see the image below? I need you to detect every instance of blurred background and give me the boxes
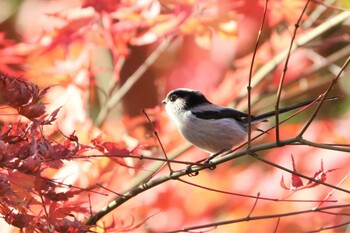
[0,0,350,232]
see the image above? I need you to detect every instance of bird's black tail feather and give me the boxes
[245,96,337,124]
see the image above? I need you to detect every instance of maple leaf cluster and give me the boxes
[0,75,92,231]
[0,75,149,232]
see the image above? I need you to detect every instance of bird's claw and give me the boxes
[204,160,216,170]
[204,149,229,165]
[185,160,216,176]
[185,164,199,177]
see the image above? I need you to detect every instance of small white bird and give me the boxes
[162,88,329,157]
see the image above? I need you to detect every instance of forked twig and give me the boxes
[275,0,311,142]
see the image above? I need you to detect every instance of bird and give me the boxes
[162,88,332,159]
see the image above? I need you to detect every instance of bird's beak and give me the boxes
[162,99,166,104]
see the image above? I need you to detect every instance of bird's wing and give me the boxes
[191,107,248,121]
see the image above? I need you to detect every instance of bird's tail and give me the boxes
[246,96,337,124]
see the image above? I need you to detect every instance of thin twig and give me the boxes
[317,210,350,217]
[95,183,123,197]
[247,0,269,147]
[299,138,350,153]
[88,194,93,217]
[39,193,53,233]
[273,217,281,233]
[316,173,350,209]
[247,192,260,217]
[306,219,350,233]
[142,109,173,173]
[178,178,336,203]
[298,55,350,136]
[275,0,311,142]
[165,204,350,233]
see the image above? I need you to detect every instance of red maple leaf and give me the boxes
[280,155,338,191]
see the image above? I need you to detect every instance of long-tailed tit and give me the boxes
[162,88,331,157]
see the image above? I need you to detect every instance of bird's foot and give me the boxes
[204,149,230,164]
[185,164,199,177]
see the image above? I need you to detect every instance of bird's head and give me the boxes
[162,88,211,114]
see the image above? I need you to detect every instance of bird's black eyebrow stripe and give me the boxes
[191,109,249,121]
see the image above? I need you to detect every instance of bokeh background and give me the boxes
[0,0,350,232]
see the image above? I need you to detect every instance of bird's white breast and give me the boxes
[166,106,247,153]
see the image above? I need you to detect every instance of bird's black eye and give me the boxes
[169,95,177,102]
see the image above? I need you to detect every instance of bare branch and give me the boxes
[247,0,269,147]
[86,136,349,225]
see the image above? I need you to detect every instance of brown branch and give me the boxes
[85,136,349,225]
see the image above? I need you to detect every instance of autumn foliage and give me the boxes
[0,0,350,232]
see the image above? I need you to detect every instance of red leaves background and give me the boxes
[0,0,349,232]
